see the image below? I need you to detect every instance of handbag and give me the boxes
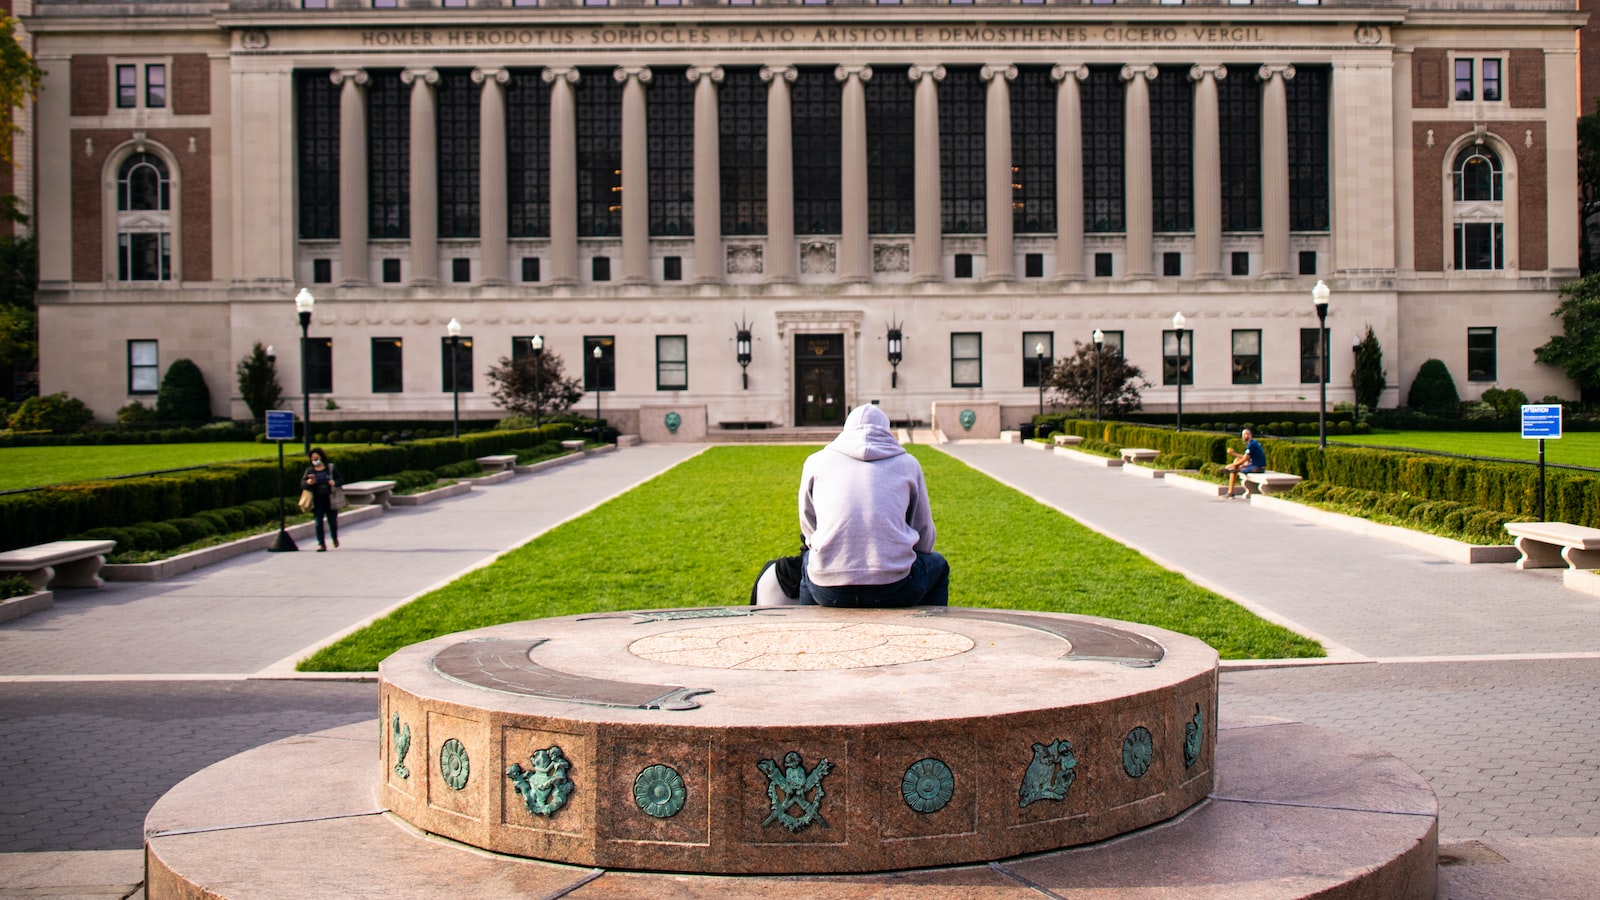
[297,490,314,514]
[330,485,348,511]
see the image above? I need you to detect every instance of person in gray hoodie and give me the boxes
[797,404,949,607]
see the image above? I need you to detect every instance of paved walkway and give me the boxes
[2,437,1597,898]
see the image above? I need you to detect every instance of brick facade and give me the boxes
[1413,48,1449,109]
[70,129,212,283]
[1412,121,1548,272]
[1509,49,1546,109]
[70,55,107,117]
[171,54,209,116]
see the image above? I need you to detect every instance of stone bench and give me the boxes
[1052,434,1084,446]
[0,539,116,591]
[560,440,585,451]
[1120,448,1160,463]
[340,480,398,509]
[1503,522,1600,571]
[476,454,519,473]
[1242,472,1303,495]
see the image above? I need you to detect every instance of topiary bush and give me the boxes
[117,400,159,427]
[156,359,213,424]
[1407,358,1461,415]
[434,459,484,479]
[166,517,218,544]
[7,392,94,433]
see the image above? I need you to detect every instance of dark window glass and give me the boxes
[507,67,550,237]
[940,67,985,234]
[1151,66,1193,232]
[720,67,767,236]
[793,67,841,235]
[1455,222,1504,270]
[1298,250,1317,275]
[306,338,333,393]
[1094,252,1112,277]
[521,257,541,282]
[1232,251,1250,275]
[313,258,332,283]
[372,0,397,6]
[657,335,688,390]
[1012,66,1055,234]
[648,67,695,236]
[951,332,982,388]
[441,335,473,392]
[118,153,169,211]
[1163,251,1181,276]
[1231,330,1261,384]
[437,69,480,239]
[1482,59,1502,102]
[296,70,341,240]
[372,338,404,393]
[117,65,137,108]
[1453,145,1502,202]
[1083,67,1124,233]
[451,258,470,282]
[584,336,615,391]
[303,0,329,7]
[866,66,915,234]
[1287,65,1330,231]
[663,256,682,280]
[1023,332,1052,387]
[511,336,542,363]
[1098,330,1125,357]
[576,69,623,237]
[592,256,611,281]
[382,258,401,282]
[145,64,166,109]
[128,340,159,394]
[367,70,410,239]
[1025,253,1044,278]
[1163,330,1193,386]
[1455,59,1474,101]
[1218,69,1261,232]
[1467,327,1497,381]
[118,234,166,280]
[1299,327,1329,384]
[954,253,973,278]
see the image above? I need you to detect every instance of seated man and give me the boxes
[797,405,949,607]
[1223,427,1267,498]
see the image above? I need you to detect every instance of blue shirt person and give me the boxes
[1225,429,1267,498]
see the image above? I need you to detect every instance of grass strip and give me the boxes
[299,445,1321,672]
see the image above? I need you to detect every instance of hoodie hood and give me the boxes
[826,405,905,461]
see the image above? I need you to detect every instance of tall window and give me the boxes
[441,335,473,392]
[1299,328,1329,384]
[305,338,333,393]
[115,64,166,110]
[657,335,688,390]
[951,333,982,388]
[1151,66,1193,232]
[1083,67,1124,233]
[1287,66,1330,232]
[866,66,915,234]
[792,67,841,235]
[1453,143,1505,271]
[576,69,623,237]
[1163,330,1193,386]
[146,64,167,108]
[584,336,616,391]
[1481,59,1503,102]
[1023,332,1053,388]
[367,70,409,239]
[1231,330,1261,384]
[940,67,985,234]
[371,338,404,393]
[1467,328,1497,382]
[1218,68,1261,232]
[117,65,138,108]
[1012,66,1055,234]
[719,67,767,236]
[128,340,159,394]
[1097,330,1125,358]
[117,153,172,281]
[296,70,340,240]
[1455,59,1475,101]
[648,68,695,236]
[507,68,550,238]
[437,70,480,239]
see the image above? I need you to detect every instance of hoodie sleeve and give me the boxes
[906,466,936,553]
[798,460,819,545]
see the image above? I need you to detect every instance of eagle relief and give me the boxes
[1019,738,1078,807]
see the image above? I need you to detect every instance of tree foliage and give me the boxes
[235,342,284,422]
[1043,340,1149,417]
[0,17,40,167]
[1580,100,1600,274]
[6,391,91,432]
[486,350,583,419]
[156,358,212,423]
[1406,358,1461,415]
[1351,325,1387,413]
[1534,272,1600,400]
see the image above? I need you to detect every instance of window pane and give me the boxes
[576,69,623,238]
[306,338,333,393]
[1012,66,1055,234]
[441,336,473,392]
[437,70,481,239]
[1482,59,1502,102]
[866,66,915,234]
[508,67,551,238]
[951,333,982,387]
[1231,329,1261,384]
[793,67,842,235]
[939,67,986,234]
[584,336,615,391]
[367,70,410,239]
[117,65,138,108]
[719,67,767,236]
[1467,328,1497,381]
[129,340,159,394]
[648,67,695,237]
[127,233,164,280]
[1219,71,1261,231]
[296,70,341,240]
[372,338,404,393]
[1083,67,1124,233]
[1023,332,1053,387]
[1286,65,1330,232]
[1455,59,1474,101]
[657,335,688,390]
[146,64,166,109]
[1151,65,1194,232]
[1162,330,1192,385]
[1299,328,1329,383]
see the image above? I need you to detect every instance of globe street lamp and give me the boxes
[1312,280,1331,449]
[1351,335,1362,426]
[447,317,462,438]
[1092,328,1105,422]
[294,288,315,454]
[592,343,604,438]
[530,334,544,430]
[1171,311,1186,433]
[1035,342,1046,418]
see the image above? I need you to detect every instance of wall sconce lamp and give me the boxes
[887,323,904,388]
[735,316,753,390]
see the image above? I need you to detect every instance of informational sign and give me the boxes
[265,410,297,442]
[1521,404,1562,440]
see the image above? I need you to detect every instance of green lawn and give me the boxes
[1327,430,1600,466]
[0,442,351,491]
[297,445,1323,672]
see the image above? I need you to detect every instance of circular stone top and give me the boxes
[629,621,976,670]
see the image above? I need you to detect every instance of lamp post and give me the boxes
[1035,342,1046,418]
[1313,280,1330,449]
[530,335,544,429]
[294,288,315,454]
[736,323,752,390]
[1351,335,1362,426]
[1092,328,1105,422]
[887,325,903,388]
[592,344,603,437]
[1171,311,1186,432]
[447,317,462,438]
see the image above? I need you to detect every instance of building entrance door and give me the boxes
[794,333,846,427]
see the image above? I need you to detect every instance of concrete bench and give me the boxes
[1503,522,1600,571]
[1120,448,1160,463]
[1242,472,1303,495]
[0,539,116,591]
[476,455,518,473]
[560,440,586,451]
[1052,434,1084,446]
[340,480,398,510]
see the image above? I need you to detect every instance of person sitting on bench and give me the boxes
[1223,428,1266,498]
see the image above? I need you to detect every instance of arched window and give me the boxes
[115,152,172,281]
[1451,142,1503,271]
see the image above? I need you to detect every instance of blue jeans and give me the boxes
[799,550,950,608]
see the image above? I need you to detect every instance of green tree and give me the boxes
[1580,99,1600,274]
[1044,341,1149,418]
[6,391,91,433]
[0,16,40,168]
[235,342,284,422]
[155,358,213,423]
[1534,271,1600,402]
[1351,325,1387,415]
[1407,358,1461,415]
[486,351,583,420]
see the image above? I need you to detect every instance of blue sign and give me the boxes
[265,410,297,442]
[1521,404,1562,439]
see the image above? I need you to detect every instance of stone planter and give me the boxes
[0,589,53,624]
[389,482,473,507]
[102,504,384,582]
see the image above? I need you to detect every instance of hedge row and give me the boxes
[1038,418,1231,465]
[0,424,256,447]
[0,424,577,551]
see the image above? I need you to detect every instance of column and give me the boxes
[1547,49,1581,274]
[1052,64,1088,281]
[981,64,1017,281]
[543,67,579,286]
[332,69,369,286]
[760,65,798,283]
[688,66,725,284]
[616,66,653,284]
[836,65,872,282]
[1190,65,1227,279]
[473,67,510,285]
[402,67,440,286]
[1259,64,1296,278]
[1393,50,1414,275]
[1121,64,1157,279]
[909,65,946,282]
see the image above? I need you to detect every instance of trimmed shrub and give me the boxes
[166,517,218,544]
[435,459,484,479]
[117,400,159,427]
[389,470,441,492]
[1407,359,1461,415]
[121,525,166,552]
[7,392,94,433]
[1,574,36,600]
[156,359,213,423]
[147,521,185,550]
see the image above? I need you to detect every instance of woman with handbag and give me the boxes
[301,447,345,551]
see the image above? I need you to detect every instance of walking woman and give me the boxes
[302,447,344,551]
